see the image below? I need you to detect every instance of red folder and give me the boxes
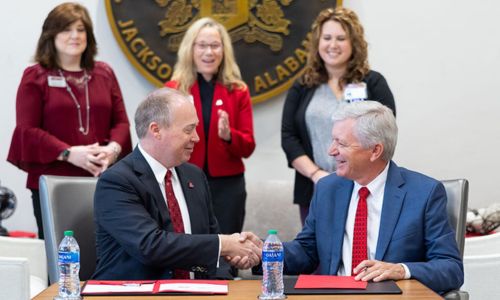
[294,275,367,289]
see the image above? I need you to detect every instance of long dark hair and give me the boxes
[35,2,97,70]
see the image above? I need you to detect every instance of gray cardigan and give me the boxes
[281,70,396,206]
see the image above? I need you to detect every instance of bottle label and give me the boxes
[59,251,79,263]
[262,250,283,262]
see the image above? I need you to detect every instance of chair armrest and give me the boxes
[443,289,469,300]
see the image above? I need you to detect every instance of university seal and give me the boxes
[106,0,338,103]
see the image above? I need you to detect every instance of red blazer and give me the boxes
[165,80,255,177]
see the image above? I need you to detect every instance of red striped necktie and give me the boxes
[165,170,189,279]
[352,186,370,274]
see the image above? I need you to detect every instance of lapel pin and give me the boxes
[188,181,194,189]
[215,99,223,106]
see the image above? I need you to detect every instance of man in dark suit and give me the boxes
[249,101,463,294]
[92,88,260,280]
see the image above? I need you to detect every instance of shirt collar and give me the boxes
[138,143,177,184]
[353,162,390,196]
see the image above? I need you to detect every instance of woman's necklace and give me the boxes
[58,69,90,135]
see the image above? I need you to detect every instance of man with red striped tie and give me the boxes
[93,88,262,280]
[247,100,463,294]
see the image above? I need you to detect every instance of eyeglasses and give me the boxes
[194,42,222,52]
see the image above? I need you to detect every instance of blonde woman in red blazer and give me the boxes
[165,17,255,236]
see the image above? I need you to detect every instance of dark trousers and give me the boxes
[30,189,44,239]
[207,174,246,234]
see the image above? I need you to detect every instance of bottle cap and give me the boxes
[268,229,278,235]
[64,230,74,236]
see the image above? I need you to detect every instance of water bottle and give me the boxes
[259,229,285,300]
[55,230,81,300]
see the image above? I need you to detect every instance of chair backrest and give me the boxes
[441,179,469,257]
[39,175,98,284]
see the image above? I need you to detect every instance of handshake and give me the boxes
[219,232,263,269]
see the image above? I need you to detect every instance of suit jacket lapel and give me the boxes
[375,161,406,260]
[329,179,353,274]
[131,147,170,226]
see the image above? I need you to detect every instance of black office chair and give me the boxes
[39,175,98,284]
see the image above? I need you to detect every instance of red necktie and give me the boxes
[165,170,189,279]
[352,187,370,274]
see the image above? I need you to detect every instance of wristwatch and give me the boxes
[61,149,71,161]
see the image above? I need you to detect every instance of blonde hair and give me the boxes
[302,7,369,88]
[171,17,246,94]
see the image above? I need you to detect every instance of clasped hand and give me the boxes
[66,142,120,176]
[220,232,263,269]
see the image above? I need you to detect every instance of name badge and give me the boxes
[344,82,367,102]
[47,76,67,88]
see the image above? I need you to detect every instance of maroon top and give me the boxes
[7,62,132,189]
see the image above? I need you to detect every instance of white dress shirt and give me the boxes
[337,162,410,278]
[338,163,388,276]
[138,144,192,233]
[138,145,223,271]
[140,145,222,278]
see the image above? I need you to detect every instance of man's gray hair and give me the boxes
[134,88,188,139]
[332,101,398,161]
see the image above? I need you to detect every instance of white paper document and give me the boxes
[82,282,155,293]
[159,282,228,294]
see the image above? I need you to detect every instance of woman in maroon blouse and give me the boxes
[7,3,132,239]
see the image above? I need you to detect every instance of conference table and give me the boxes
[33,279,441,299]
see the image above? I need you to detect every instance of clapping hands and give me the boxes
[220,232,263,269]
[217,109,231,141]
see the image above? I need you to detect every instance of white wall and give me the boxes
[1,0,499,233]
